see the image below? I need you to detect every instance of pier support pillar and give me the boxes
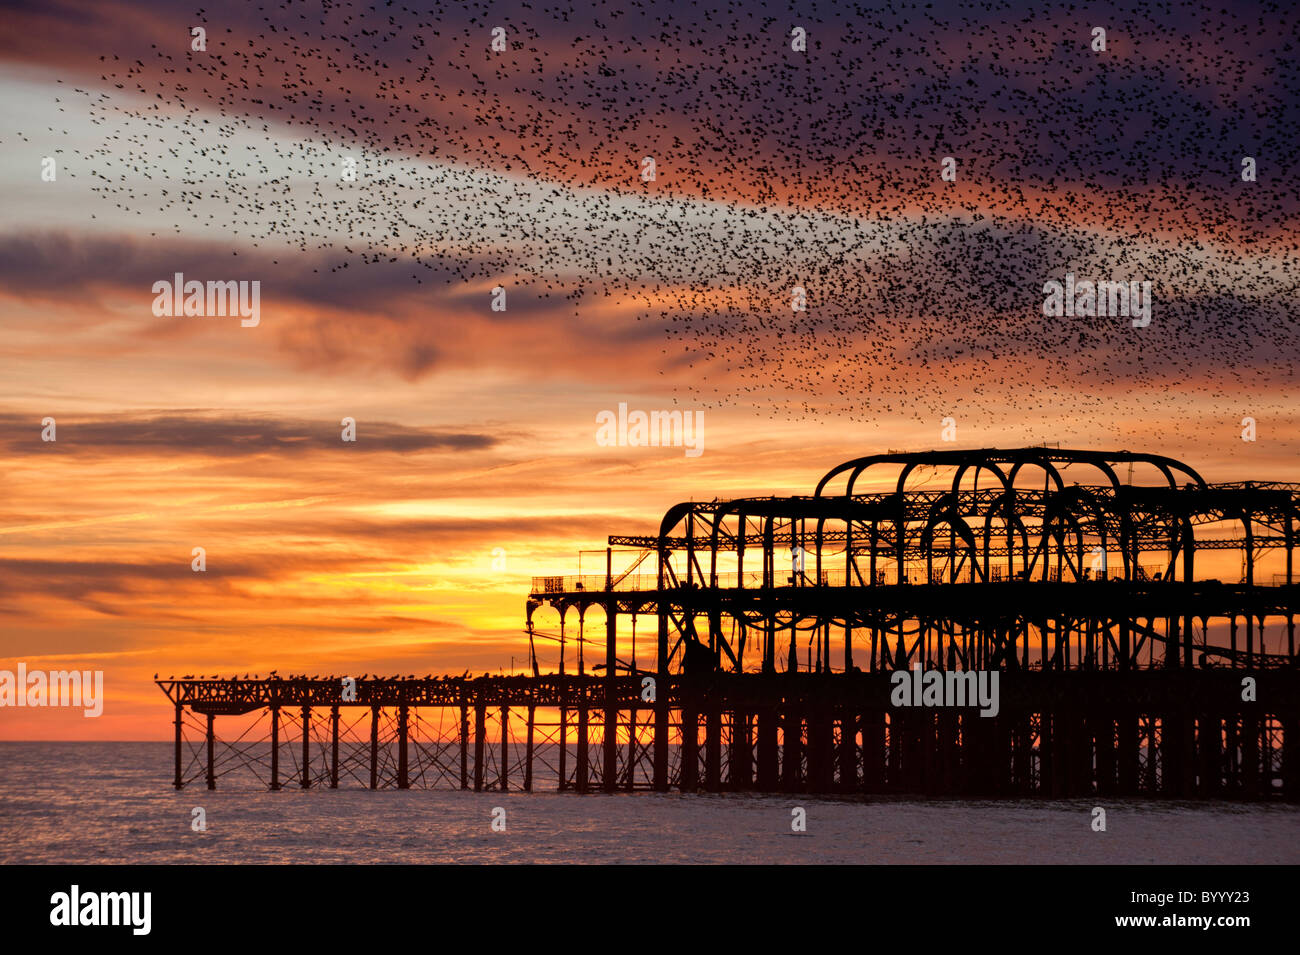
[205,713,215,790]
[653,700,669,792]
[781,708,802,792]
[704,704,721,792]
[1162,709,1191,797]
[499,705,509,792]
[559,695,569,792]
[604,580,618,793]
[330,705,339,789]
[807,707,833,793]
[577,696,590,794]
[1199,713,1220,797]
[270,705,281,791]
[1095,714,1115,797]
[626,708,638,791]
[1010,714,1029,794]
[459,704,469,790]
[397,704,409,790]
[1242,714,1260,799]
[757,707,778,791]
[733,710,753,790]
[862,710,885,793]
[173,702,184,790]
[1117,711,1138,795]
[368,705,379,790]
[300,706,311,789]
[474,702,486,793]
[1042,712,1060,797]
[524,704,535,792]
[838,709,857,793]
[1284,716,1300,802]
[680,704,699,792]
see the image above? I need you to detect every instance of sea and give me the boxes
[2,742,1297,864]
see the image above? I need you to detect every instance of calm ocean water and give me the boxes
[2,742,1297,864]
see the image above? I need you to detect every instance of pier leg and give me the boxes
[602,702,618,793]
[885,711,900,792]
[938,709,957,795]
[205,713,215,790]
[459,704,469,790]
[559,698,569,792]
[1242,714,1260,799]
[680,704,699,792]
[397,704,409,790]
[1146,717,1161,795]
[653,592,669,792]
[1284,716,1300,802]
[1162,710,1183,796]
[577,696,590,794]
[704,704,721,792]
[1199,712,1220,797]
[782,707,802,792]
[499,705,509,792]
[996,713,1015,796]
[270,705,281,791]
[604,586,618,793]
[173,702,184,790]
[733,710,753,790]
[301,706,311,789]
[330,705,339,789]
[653,700,669,792]
[956,711,973,796]
[1118,710,1138,795]
[757,706,778,791]
[369,705,379,790]
[1225,716,1239,795]
[808,707,833,793]
[1074,712,1092,797]
[1095,714,1115,796]
[919,710,936,795]
[626,708,637,791]
[474,703,486,793]
[1042,712,1059,797]
[838,709,857,793]
[524,705,535,792]
[862,710,885,793]
[1011,714,1028,794]
[1179,710,1196,796]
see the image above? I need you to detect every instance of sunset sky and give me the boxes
[1,0,1296,739]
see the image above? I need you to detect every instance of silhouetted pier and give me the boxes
[160,448,1300,798]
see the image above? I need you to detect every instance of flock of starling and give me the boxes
[38,1,1298,424]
